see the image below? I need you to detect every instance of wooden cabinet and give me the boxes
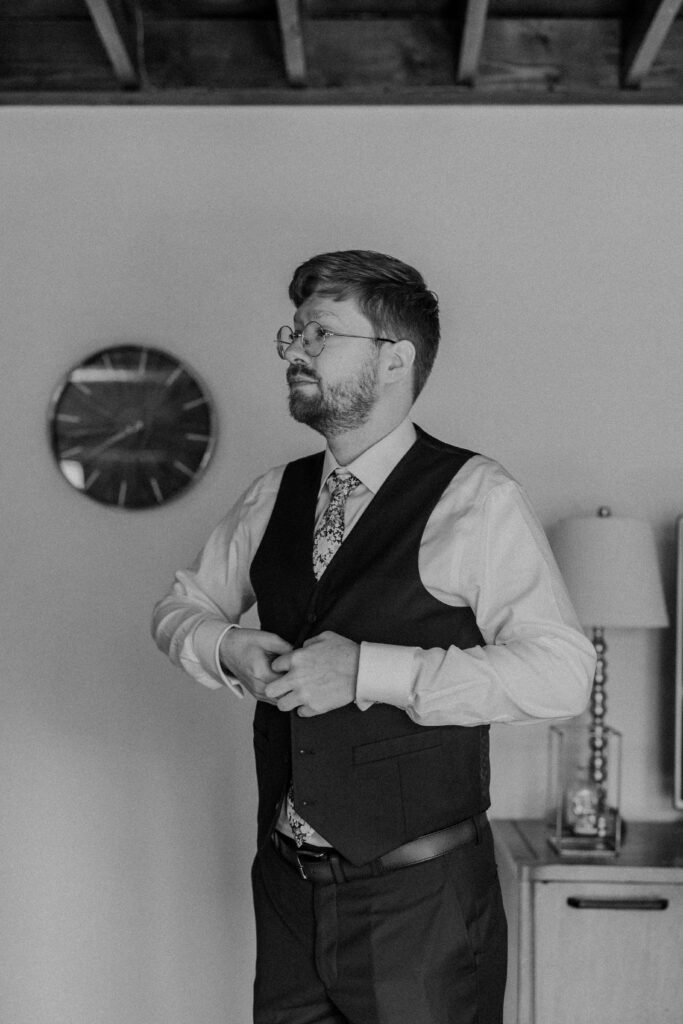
[493,819,683,1024]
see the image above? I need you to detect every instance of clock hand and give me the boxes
[88,419,145,457]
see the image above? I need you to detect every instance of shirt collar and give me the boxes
[319,418,417,497]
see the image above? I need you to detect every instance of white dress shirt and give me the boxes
[152,419,595,727]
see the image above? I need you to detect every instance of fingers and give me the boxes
[273,691,300,713]
[264,675,293,701]
[270,651,293,673]
[262,678,298,713]
[302,630,333,648]
[262,687,322,717]
[254,665,285,686]
[273,632,335,668]
[220,628,292,679]
[263,672,311,714]
[263,633,294,655]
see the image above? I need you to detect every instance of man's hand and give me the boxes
[219,628,293,704]
[267,631,360,717]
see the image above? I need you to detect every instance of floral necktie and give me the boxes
[286,469,361,845]
[312,470,362,580]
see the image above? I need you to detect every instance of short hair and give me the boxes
[288,250,440,400]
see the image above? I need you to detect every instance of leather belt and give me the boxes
[271,812,487,884]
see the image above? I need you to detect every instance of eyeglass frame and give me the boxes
[275,320,395,360]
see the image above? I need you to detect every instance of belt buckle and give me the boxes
[294,846,328,881]
[295,852,310,880]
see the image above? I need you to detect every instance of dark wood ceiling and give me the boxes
[2,1,683,104]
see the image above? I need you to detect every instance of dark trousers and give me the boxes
[251,820,507,1024]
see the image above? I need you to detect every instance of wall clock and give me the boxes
[49,344,216,509]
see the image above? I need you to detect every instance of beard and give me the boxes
[287,356,380,436]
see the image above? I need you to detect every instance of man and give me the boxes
[152,250,595,1024]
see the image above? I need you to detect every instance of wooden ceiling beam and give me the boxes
[275,0,307,87]
[622,0,683,87]
[2,13,683,102]
[456,0,492,84]
[83,0,139,88]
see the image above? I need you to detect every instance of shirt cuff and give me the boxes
[356,641,420,710]
[193,619,245,698]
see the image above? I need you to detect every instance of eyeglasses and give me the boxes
[275,321,394,360]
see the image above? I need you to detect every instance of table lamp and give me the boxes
[548,507,669,854]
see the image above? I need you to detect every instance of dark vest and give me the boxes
[249,427,490,864]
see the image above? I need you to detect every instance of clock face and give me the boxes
[49,345,216,509]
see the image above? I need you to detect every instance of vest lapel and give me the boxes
[308,430,471,621]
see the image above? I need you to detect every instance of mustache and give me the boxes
[286,367,319,385]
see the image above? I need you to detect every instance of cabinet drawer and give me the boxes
[533,880,683,1024]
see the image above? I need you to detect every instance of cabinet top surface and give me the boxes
[493,819,683,882]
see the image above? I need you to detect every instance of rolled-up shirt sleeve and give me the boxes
[356,461,595,726]
[151,467,283,691]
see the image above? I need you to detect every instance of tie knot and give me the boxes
[328,470,361,499]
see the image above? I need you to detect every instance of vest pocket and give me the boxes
[353,731,442,764]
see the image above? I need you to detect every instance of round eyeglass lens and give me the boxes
[276,326,294,358]
[301,322,326,356]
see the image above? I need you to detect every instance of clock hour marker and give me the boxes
[173,460,194,478]
[118,481,128,507]
[57,413,81,423]
[182,396,206,410]
[185,432,210,442]
[61,445,83,458]
[101,352,113,369]
[84,469,101,490]
[165,365,183,387]
[138,348,148,375]
[150,477,164,504]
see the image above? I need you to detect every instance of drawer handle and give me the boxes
[567,897,669,911]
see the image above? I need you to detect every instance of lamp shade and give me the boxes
[551,513,669,629]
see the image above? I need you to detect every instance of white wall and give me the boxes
[1,106,681,1024]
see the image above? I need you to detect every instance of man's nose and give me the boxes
[284,336,310,364]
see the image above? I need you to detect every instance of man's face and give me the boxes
[285,293,382,437]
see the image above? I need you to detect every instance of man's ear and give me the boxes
[383,339,416,385]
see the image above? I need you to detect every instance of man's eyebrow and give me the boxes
[294,308,342,326]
